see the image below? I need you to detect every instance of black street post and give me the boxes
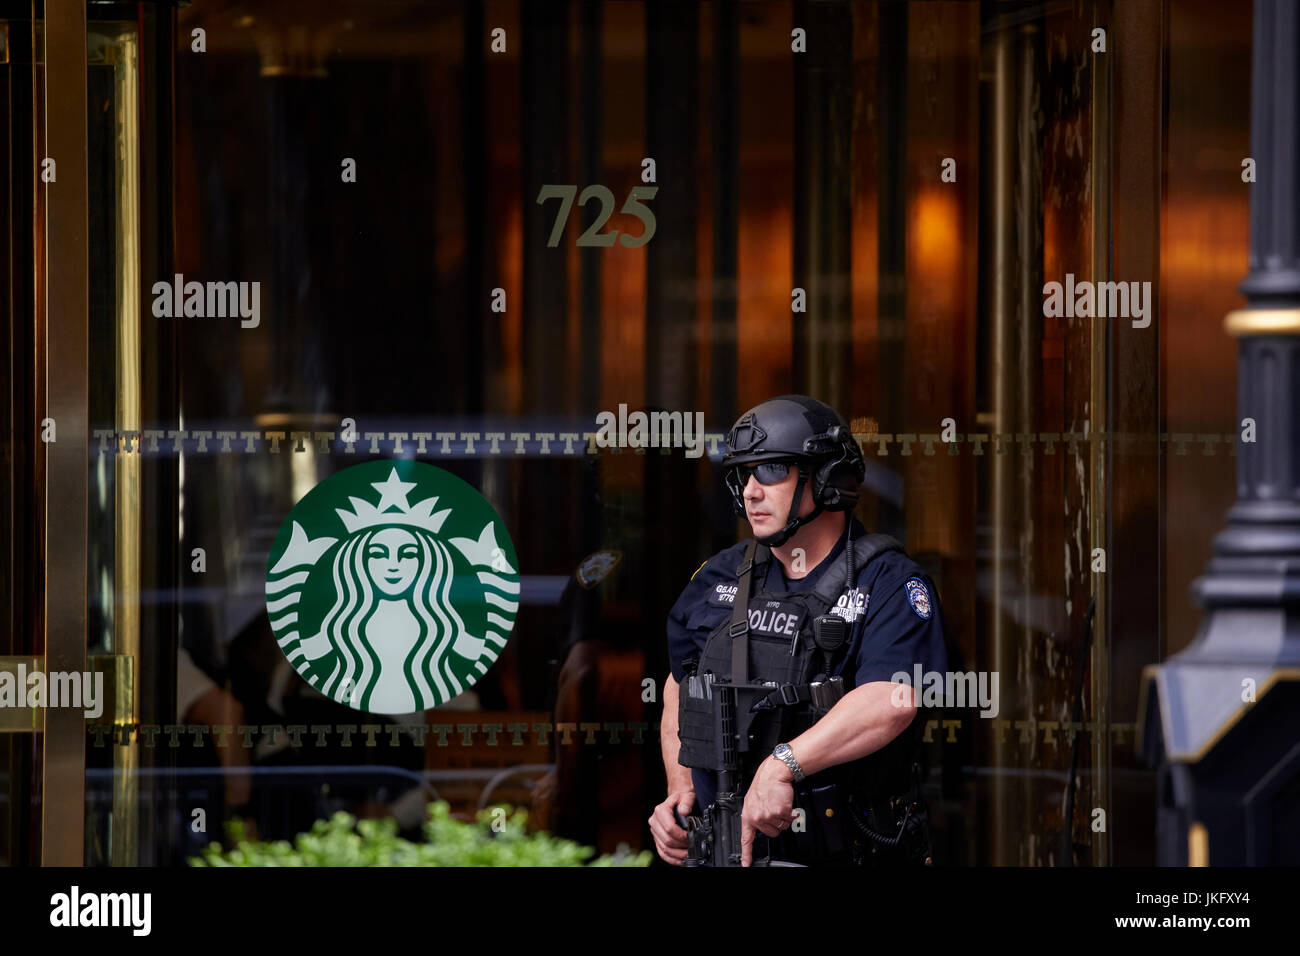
[1141,0,1300,866]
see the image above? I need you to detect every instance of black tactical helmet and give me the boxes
[723,395,866,546]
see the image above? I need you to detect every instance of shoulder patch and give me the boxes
[904,577,933,620]
[691,560,708,581]
[830,587,867,623]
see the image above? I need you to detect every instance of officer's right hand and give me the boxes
[648,790,696,865]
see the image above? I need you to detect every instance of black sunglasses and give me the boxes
[732,460,794,486]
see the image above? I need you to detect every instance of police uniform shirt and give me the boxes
[665,518,949,812]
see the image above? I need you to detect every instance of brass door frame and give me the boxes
[19,5,147,867]
[42,0,89,866]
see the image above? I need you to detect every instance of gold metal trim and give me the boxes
[253,411,340,429]
[1135,663,1157,749]
[101,654,134,729]
[43,0,90,869]
[1089,0,1113,869]
[1224,309,1300,336]
[104,19,143,866]
[1188,822,1208,866]
[0,658,45,732]
[985,21,1014,866]
[1143,667,1300,764]
[0,656,132,733]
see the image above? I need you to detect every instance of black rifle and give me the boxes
[674,677,789,867]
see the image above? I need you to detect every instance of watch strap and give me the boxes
[773,743,805,782]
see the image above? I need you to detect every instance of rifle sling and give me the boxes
[730,539,761,684]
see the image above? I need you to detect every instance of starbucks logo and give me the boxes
[265,461,519,714]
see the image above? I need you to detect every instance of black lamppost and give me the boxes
[1142,0,1300,867]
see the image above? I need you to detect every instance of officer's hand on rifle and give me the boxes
[649,789,696,865]
[740,754,796,867]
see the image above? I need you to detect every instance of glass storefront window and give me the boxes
[0,0,1261,869]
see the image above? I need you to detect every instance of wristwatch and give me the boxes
[771,742,805,782]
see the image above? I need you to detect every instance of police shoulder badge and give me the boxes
[904,577,933,620]
[576,549,622,589]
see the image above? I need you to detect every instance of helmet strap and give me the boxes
[755,466,824,547]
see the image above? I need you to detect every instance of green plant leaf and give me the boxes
[188,801,651,868]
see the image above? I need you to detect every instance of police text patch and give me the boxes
[745,600,807,639]
[831,587,867,623]
[904,578,932,620]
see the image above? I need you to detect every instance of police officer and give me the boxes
[648,395,948,866]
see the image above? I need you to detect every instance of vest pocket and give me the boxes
[745,632,806,687]
[676,689,722,770]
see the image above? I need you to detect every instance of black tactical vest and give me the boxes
[677,532,915,794]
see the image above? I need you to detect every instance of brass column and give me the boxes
[42,0,89,866]
[94,23,143,867]
[1088,0,1112,869]
[981,18,1017,868]
[979,12,1044,867]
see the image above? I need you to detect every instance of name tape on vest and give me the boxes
[708,583,739,607]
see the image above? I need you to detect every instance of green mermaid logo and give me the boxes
[264,461,519,713]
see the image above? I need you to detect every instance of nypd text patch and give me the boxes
[904,578,932,620]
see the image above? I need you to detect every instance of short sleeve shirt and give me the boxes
[665,520,949,809]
